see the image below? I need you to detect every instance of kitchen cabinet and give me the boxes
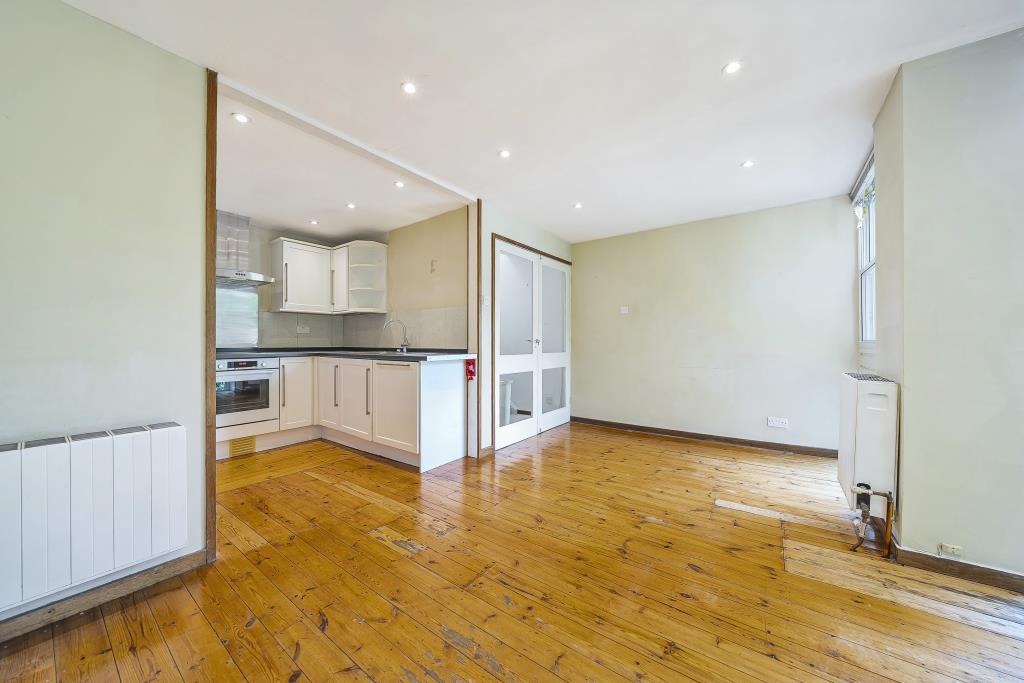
[337,358,372,440]
[271,239,332,314]
[279,356,313,430]
[371,361,419,453]
[315,357,342,430]
[270,238,385,315]
[216,351,472,471]
[330,246,349,313]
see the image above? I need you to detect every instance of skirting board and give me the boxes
[321,427,419,469]
[0,549,207,644]
[216,425,322,459]
[570,416,838,458]
[891,542,1024,594]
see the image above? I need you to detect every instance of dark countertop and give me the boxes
[216,347,475,362]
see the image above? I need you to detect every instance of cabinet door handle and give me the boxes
[281,365,286,407]
[284,263,289,303]
[330,269,335,306]
[334,365,339,407]
[365,367,371,415]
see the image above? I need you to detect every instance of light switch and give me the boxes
[619,305,630,315]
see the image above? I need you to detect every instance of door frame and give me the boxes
[490,234,572,451]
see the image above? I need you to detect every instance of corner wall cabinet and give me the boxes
[271,238,386,315]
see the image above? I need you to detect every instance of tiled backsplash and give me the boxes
[342,306,468,349]
[257,311,345,348]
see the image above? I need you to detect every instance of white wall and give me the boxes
[572,197,858,450]
[874,29,1024,574]
[481,205,572,449]
[0,0,207,615]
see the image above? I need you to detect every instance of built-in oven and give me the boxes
[215,358,280,428]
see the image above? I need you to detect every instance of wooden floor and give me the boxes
[3,423,1023,681]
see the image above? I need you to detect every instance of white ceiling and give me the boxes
[67,1,1024,243]
[217,87,468,240]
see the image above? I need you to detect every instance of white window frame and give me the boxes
[854,165,876,343]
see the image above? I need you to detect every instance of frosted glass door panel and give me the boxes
[499,372,533,427]
[542,266,566,353]
[499,252,534,356]
[542,367,566,413]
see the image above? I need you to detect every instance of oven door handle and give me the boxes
[215,370,279,383]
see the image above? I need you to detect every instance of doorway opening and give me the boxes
[492,237,571,450]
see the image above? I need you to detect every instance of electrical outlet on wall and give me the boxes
[767,416,789,428]
[297,324,311,334]
[938,543,963,557]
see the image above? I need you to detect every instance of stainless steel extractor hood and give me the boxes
[215,269,274,289]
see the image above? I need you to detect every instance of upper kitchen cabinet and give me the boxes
[330,246,348,313]
[344,241,387,314]
[270,238,332,314]
[270,238,386,315]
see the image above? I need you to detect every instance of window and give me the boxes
[854,165,876,341]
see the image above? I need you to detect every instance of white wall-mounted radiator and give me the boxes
[0,423,187,611]
[838,373,899,519]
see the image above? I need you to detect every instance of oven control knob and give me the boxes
[260,361,268,367]
[216,362,225,369]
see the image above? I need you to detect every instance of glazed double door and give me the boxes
[494,240,570,450]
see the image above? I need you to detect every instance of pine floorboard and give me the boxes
[1,423,1021,681]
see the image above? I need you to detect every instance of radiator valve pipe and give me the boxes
[849,484,895,558]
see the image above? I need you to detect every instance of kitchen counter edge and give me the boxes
[216,348,475,363]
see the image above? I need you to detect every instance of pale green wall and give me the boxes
[874,28,1024,574]
[872,70,904,385]
[572,197,857,450]
[0,0,207,612]
[344,206,471,349]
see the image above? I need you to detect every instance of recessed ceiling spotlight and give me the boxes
[722,60,743,75]
[740,159,755,168]
[573,202,583,210]
[346,202,356,209]
[309,219,318,225]
[394,180,405,188]
[401,81,417,95]
[498,149,511,159]
[231,112,251,124]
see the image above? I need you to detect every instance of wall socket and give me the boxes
[766,416,789,428]
[296,324,311,334]
[937,543,963,557]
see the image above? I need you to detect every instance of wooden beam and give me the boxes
[204,68,218,563]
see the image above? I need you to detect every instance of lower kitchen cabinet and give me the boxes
[218,353,471,470]
[316,356,342,430]
[371,360,419,453]
[337,357,373,440]
[280,356,313,430]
